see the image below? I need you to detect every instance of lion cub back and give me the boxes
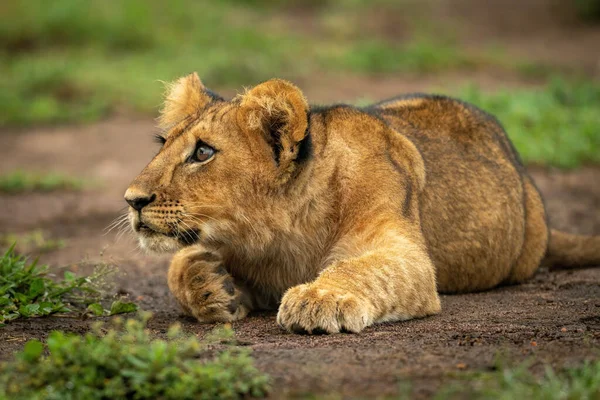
[372,94,547,293]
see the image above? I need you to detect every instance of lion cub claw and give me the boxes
[168,248,250,323]
[277,283,373,334]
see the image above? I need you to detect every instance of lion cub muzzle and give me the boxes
[124,186,200,251]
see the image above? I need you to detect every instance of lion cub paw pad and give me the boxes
[277,284,371,334]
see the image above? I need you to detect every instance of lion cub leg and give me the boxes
[277,231,441,334]
[168,247,253,322]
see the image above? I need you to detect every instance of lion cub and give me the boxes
[125,73,600,334]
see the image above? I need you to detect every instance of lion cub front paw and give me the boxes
[277,283,373,334]
[168,248,250,323]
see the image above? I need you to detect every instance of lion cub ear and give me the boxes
[237,79,309,167]
[159,72,218,129]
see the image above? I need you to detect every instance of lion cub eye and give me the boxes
[191,144,215,163]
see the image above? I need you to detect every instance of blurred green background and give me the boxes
[1,0,599,167]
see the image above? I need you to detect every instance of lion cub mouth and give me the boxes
[134,220,160,235]
[136,221,156,234]
[135,220,200,246]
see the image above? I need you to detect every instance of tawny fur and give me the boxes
[125,73,600,334]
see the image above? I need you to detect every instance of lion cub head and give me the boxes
[125,73,311,252]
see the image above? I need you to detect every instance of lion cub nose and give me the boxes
[124,189,156,211]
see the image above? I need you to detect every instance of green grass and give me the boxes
[0,245,136,325]
[436,359,600,400]
[0,0,528,126]
[0,230,65,254]
[460,79,600,168]
[0,171,86,193]
[0,314,270,399]
[321,38,475,74]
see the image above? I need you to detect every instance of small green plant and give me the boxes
[0,314,270,400]
[0,230,66,254]
[436,359,600,399]
[0,171,86,193]
[0,245,137,325]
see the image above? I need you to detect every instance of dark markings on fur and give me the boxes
[311,104,395,155]
[217,105,235,122]
[385,151,414,220]
[215,266,228,275]
[202,291,212,300]
[227,299,239,314]
[309,103,354,114]
[189,251,220,263]
[209,109,218,122]
[457,99,525,170]
[311,103,387,126]
[295,123,313,164]
[266,118,286,165]
[402,179,413,219]
[181,115,200,133]
[167,115,202,143]
[203,106,220,123]
[300,300,308,310]
[318,112,330,156]
[204,88,224,102]
[385,152,405,176]
[223,279,235,296]
[492,129,523,170]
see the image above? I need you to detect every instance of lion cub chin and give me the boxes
[126,72,591,334]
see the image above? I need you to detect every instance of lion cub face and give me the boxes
[125,73,310,253]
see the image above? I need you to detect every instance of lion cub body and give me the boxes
[375,95,548,293]
[126,75,573,334]
[213,95,548,302]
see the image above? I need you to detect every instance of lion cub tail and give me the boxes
[544,229,600,269]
